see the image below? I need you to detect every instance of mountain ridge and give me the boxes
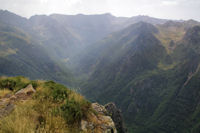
[1,9,200,133]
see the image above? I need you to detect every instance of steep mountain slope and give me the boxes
[28,15,82,59]
[79,22,200,132]
[71,19,200,74]
[50,14,170,48]
[123,15,168,27]
[1,9,200,133]
[155,20,200,53]
[0,10,28,28]
[140,25,200,133]
[74,22,169,74]
[0,10,83,62]
[0,10,181,63]
[80,22,168,103]
[0,23,73,85]
[50,13,128,45]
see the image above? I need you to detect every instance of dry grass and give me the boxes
[68,91,85,103]
[0,89,11,98]
[155,26,185,53]
[0,77,92,133]
[0,99,80,133]
[0,101,37,133]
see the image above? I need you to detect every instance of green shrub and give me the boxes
[61,99,91,124]
[44,81,68,102]
[10,76,30,92]
[0,79,16,90]
[61,99,83,124]
[51,87,68,102]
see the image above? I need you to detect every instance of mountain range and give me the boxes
[0,9,200,133]
[79,21,200,133]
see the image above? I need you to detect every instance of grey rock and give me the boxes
[0,102,15,118]
[105,102,127,133]
[15,84,35,96]
[81,120,88,132]
[92,102,108,115]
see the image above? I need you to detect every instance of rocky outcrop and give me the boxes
[0,84,35,118]
[105,103,126,133]
[80,102,126,133]
[0,99,15,118]
[15,84,35,96]
[1,84,124,133]
[81,103,117,133]
[92,102,108,115]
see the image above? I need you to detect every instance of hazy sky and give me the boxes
[0,0,199,20]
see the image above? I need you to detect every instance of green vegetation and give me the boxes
[1,10,200,133]
[0,76,35,92]
[61,98,91,124]
[155,24,185,53]
[0,24,74,86]
[0,76,92,133]
[80,24,200,133]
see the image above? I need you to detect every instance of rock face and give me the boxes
[15,84,35,96]
[105,103,126,133]
[81,103,117,133]
[92,102,108,115]
[15,84,36,100]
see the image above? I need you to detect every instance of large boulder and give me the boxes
[0,84,36,118]
[81,103,117,133]
[105,103,126,133]
[15,84,35,99]
[92,102,108,115]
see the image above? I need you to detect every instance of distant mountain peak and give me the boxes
[135,15,151,18]
[126,22,158,35]
[0,10,26,19]
[126,15,168,25]
[0,10,28,28]
[163,20,181,27]
[0,9,15,15]
[185,19,200,26]
[102,13,113,16]
[187,19,199,23]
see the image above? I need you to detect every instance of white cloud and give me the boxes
[162,0,178,6]
[63,0,82,6]
[40,0,48,4]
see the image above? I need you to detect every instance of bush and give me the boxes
[0,79,16,90]
[61,98,91,124]
[44,81,68,102]
[51,87,68,102]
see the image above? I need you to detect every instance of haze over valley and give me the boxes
[0,0,200,132]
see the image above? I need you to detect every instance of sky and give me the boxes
[0,0,199,21]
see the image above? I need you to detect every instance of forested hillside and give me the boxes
[1,9,200,133]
